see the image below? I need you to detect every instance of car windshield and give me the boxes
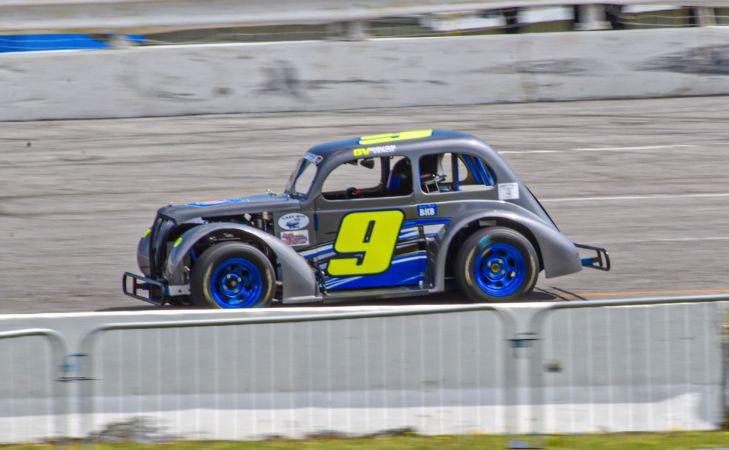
[284,158,318,198]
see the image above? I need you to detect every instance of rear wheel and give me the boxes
[191,242,275,308]
[455,227,538,302]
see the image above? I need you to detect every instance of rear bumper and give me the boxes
[122,272,166,306]
[575,243,611,271]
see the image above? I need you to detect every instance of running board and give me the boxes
[322,286,431,303]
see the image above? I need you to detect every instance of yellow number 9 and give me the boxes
[328,210,404,276]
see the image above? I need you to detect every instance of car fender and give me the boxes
[164,223,319,302]
[433,210,582,291]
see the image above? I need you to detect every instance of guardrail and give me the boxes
[0,0,726,34]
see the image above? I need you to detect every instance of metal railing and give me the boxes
[1,0,726,34]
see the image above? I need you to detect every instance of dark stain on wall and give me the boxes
[259,60,306,99]
[475,59,600,76]
[258,60,446,99]
[639,45,729,75]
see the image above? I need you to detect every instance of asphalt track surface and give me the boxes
[1,96,728,313]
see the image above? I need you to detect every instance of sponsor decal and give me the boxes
[278,213,310,231]
[353,144,396,157]
[304,152,324,165]
[281,230,310,246]
[417,204,438,217]
[498,182,519,200]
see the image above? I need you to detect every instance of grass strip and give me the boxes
[2,431,729,450]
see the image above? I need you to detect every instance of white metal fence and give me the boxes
[0,294,728,446]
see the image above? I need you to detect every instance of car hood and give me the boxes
[158,193,301,223]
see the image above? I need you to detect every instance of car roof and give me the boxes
[306,129,479,160]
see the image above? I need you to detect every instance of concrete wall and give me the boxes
[0,302,724,442]
[1,27,728,121]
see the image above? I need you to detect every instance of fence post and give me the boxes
[497,311,520,437]
[0,329,69,447]
[723,320,729,429]
[527,314,547,436]
[506,331,539,449]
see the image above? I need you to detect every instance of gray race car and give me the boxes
[123,129,609,308]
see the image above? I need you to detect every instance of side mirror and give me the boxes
[360,158,375,169]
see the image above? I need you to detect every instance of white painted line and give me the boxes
[501,150,560,154]
[542,192,729,203]
[604,236,729,244]
[500,144,693,155]
[571,144,694,152]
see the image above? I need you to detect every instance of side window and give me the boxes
[419,153,454,193]
[322,156,413,200]
[419,153,495,194]
[458,154,495,191]
[287,159,317,197]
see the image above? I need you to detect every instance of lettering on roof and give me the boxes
[353,144,396,157]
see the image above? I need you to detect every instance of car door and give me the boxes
[313,155,428,292]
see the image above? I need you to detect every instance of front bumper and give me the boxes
[123,272,190,306]
[122,272,167,305]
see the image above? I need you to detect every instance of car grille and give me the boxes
[149,215,175,277]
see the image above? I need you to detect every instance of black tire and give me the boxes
[455,227,538,302]
[191,242,275,309]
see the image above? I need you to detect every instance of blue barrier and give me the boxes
[0,34,145,52]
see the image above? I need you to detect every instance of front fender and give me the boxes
[433,210,582,291]
[164,223,319,302]
[137,231,152,277]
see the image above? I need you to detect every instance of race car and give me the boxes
[123,129,610,308]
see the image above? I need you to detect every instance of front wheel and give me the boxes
[191,242,275,308]
[455,227,538,302]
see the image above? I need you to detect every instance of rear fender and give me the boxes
[433,210,582,292]
[164,223,319,302]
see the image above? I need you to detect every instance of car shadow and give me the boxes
[273,288,561,308]
[99,288,574,312]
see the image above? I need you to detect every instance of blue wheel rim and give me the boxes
[473,242,526,297]
[210,257,264,308]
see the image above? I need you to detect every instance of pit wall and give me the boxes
[1,27,727,121]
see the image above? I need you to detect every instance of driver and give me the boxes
[419,154,446,193]
[386,157,413,196]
